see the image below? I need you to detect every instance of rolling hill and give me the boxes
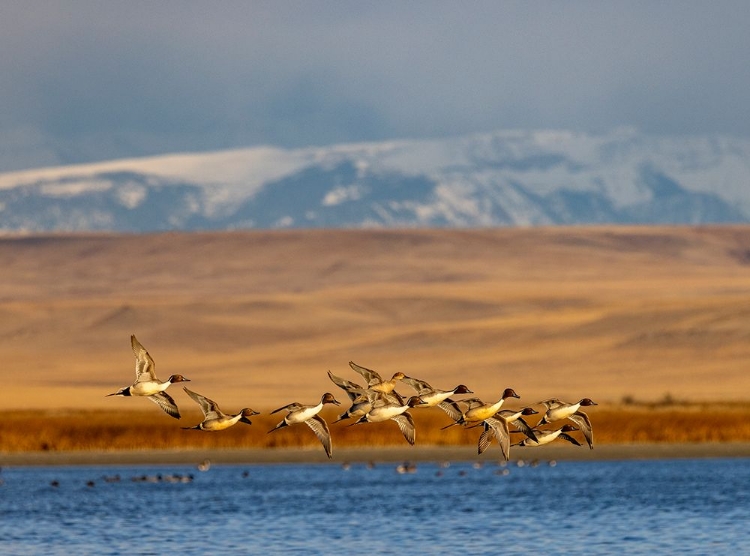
[1,225,749,412]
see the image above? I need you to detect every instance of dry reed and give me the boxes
[2,402,750,454]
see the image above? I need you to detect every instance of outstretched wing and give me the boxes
[305,415,333,458]
[538,397,563,409]
[147,391,181,419]
[511,417,539,443]
[327,371,366,401]
[131,335,157,383]
[401,375,432,394]
[484,417,511,461]
[477,422,495,455]
[568,411,594,449]
[391,412,416,446]
[348,361,383,387]
[271,402,302,414]
[559,432,582,447]
[183,387,223,420]
[437,399,465,422]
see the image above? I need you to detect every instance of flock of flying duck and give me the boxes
[109,335,597,460]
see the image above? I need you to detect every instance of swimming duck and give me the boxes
[396,461,417,474]
[106,335,189,419]
[182,387,259,431]
[537,397,597,449]
[514,424,582,447]
[401,375,473,421]
[269,393,341,458]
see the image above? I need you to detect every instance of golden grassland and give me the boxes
[3,401,750,454]
[2,225,750,455]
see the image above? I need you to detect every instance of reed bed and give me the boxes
[2,403,750,454]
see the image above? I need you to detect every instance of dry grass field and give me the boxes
[1,225,750,452]
[2,402,750,454]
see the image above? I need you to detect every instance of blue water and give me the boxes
[1,458,748,554]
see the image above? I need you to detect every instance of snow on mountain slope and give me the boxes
[0,129,748,232]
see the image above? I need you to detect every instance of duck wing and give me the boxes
[348,361,383,387]
[559,432,582,446]
[484,417,511,461]
[183,387,223,420]
[385,390,405,405]
[271,402,302,414]
[510,417,539,443]
[305,415,333,459]
[148,391,181,419]
[401,375,432,394]
[131,335,158,383]
[391,412,416,446]
[327,371,366,401]
[568,411,594,449]
[436,398,464,422]
[477,422,495,455]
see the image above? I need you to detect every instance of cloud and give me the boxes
[1,1,750,172]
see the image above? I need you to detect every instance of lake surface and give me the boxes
[1,457,748,554]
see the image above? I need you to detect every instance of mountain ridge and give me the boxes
[1,128,748,232]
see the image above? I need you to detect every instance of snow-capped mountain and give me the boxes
[0,128,749,232]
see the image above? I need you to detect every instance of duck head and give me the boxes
[106,387,130,397]
[321,392,341,406]
[406,396,424,408]
[453,384,473,394]
[168,374,190,383]
[502,388,520,400]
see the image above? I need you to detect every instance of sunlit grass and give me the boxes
[3,402,750,453]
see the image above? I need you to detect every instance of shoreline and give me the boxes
[3,442,750,467]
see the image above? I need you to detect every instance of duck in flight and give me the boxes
[269,393,341,458]
[106,335,190,419]
[181,387,259,431]
[537,397,597,449]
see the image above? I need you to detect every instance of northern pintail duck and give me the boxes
[353,396,422,445]
[476,416,511,460]
[333,393,373,423]
[477,407,539,458]
[328,370,372,423]
[182,387,259,431]
[348,361,405,395]
[514,424,581,447]
[269,393,341,458]
[106,335,189,419]
[328,370,367,400]
[537,397,597,449]
[401,375,473,421]
[442,388,521,428]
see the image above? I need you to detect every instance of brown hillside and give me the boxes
[1,226,749,414]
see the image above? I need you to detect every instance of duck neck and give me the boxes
[488,398,505,413]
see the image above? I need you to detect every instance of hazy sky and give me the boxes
[2,1,749,172]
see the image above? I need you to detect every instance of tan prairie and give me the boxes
[1,225,749,425]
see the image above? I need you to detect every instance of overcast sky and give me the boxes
[2,1,749,172]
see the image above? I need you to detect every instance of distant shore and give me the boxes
[3,442,750,467]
